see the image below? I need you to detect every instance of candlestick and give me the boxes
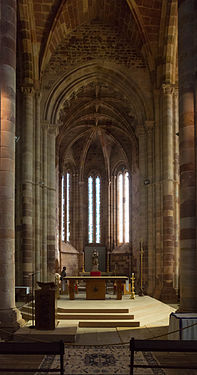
[130,273,135,299]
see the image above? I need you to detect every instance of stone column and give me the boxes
[145,121,155,294]
[41,122,48,281]
[160,83,177,302]
[21,85,34,286]
[153,89,163,298]
[78,181,85,271]
[47,124,58,281]
[173,87,180,292]
[136,125,147,289]
[15,89,23,285]
[178,0,197,312]
[35,92,41,282]
[110,175,114,250]
[0,0,24,330]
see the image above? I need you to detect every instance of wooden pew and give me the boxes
[0,340,64,374]
[130,338,197,375]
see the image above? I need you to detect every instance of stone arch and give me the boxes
[43,62,153,125]
[18,0,38,84]
[40,0,147,74]
[159,0,178,85]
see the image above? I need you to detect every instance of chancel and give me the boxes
[1,1,197,373]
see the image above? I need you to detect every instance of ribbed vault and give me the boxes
[55,78,139,178]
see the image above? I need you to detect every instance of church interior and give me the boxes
[1,0,197,372]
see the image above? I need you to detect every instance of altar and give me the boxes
[63,276,128,300]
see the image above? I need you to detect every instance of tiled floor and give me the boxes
[1,295,197,374]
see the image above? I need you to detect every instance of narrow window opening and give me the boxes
[66,173,70,242]
[117,170,130,243]
[88,176,93,243]
[88,175,101,243]
[96,176,101,243]
[61,175,65,241]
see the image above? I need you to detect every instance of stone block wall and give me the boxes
[110,254,131,277]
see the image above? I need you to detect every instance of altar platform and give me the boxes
[14,294,176,344]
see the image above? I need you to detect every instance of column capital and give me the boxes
[48,123,59,137]
[20,85,35,95]
[135,124,145,137]
[144,120,154,132]
[41,121,49,131]
[161,83,174,95]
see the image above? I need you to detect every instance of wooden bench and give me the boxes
[0,340,64,374]
[130,338,197,374]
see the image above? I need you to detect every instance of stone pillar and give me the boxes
[35,92,41,282]
[136,125,147,289]
[47,124,58,281]
[178,0,197,312]
[78,181,85,271]
[107,179,111,250]
[173,87,180,292]
[160,83,177,302]
[110,175,114,250]
[0,0,24,331]
[41,122,48,281]
[153,89,163,298]
[15,89,23,285]
[145,121,155,294]
[21,85,34,286]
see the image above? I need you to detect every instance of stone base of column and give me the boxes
[0,308,25,339]
[159,286,178,303]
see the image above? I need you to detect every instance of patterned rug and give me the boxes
[36,344,166,375]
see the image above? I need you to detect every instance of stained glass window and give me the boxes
[61,172,71,242]
[88,176,93,243]
[96,176,100,243]
[117,171,130,243]
[66,173,70,242]
[88,175,101,243]
[61,175,65,241]
[125,172,129,242]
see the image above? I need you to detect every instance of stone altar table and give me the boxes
[63,276,128,300]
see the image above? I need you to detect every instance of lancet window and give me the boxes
[61,172,71,242]
[88,175,101,243]
[117,170,130,243]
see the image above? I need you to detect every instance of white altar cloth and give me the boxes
[168,312,197,340]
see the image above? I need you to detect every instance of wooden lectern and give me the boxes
[35,282,57,330]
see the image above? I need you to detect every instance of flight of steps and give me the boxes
[20,303,140,328]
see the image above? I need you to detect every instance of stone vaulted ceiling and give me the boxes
[57,81,138,176]
[17,0,177,176]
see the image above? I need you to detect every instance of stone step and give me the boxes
[57,307,129,313]
[21,306,129,315]
[21,311,134,321]
[79,321,140,328]
[57,313,134,320]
